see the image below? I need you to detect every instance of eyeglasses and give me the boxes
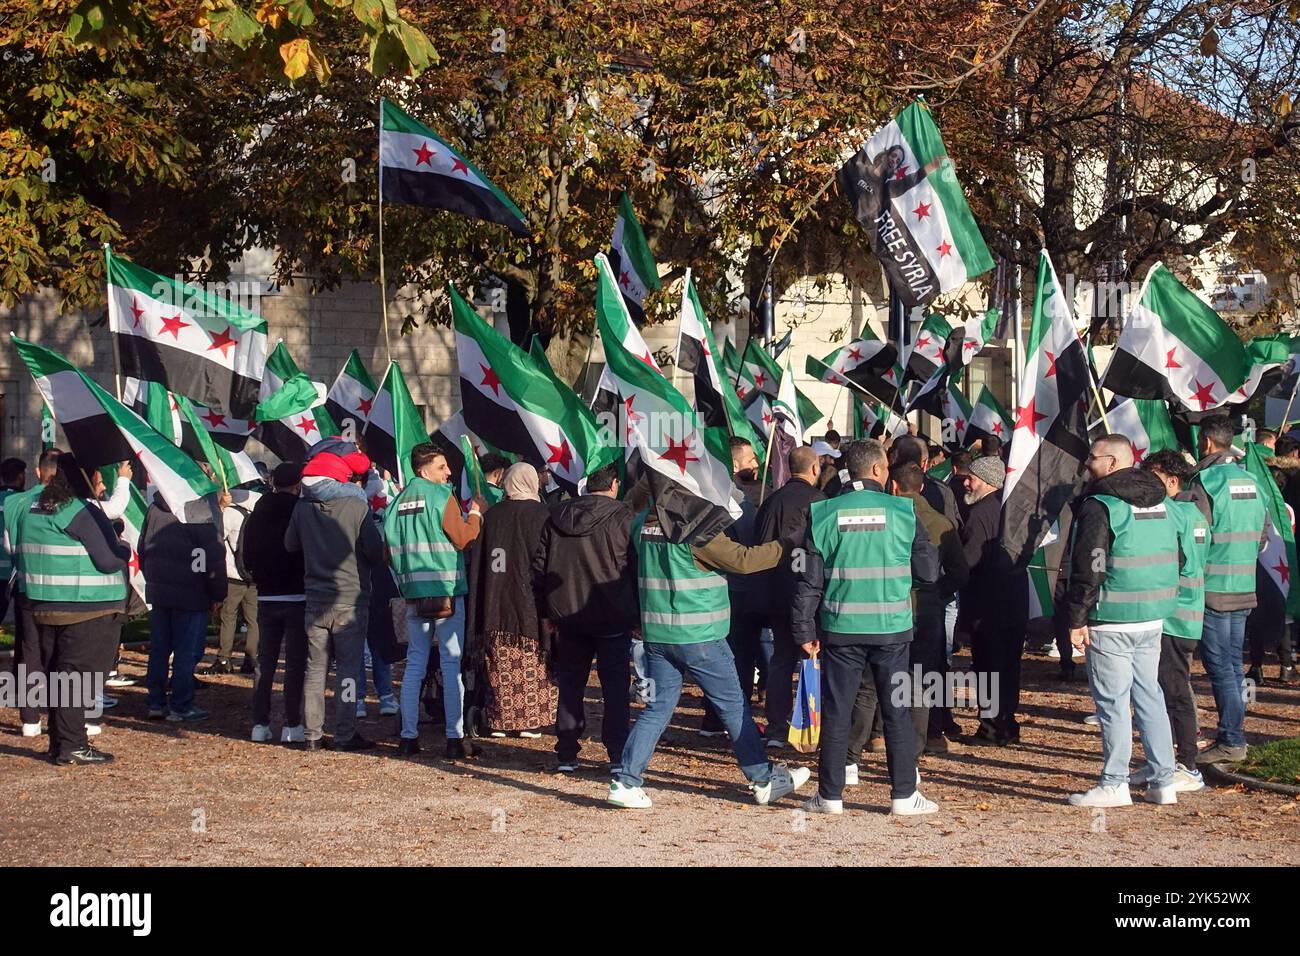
[1086,454,1116,465]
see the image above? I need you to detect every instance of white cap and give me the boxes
[811,440,841,459]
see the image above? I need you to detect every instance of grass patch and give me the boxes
[1238,737,1300,785]
[0,625,11,651]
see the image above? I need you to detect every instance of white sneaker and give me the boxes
[379,698,399,716]
[518,731,542,739]
[1047,643,1061,659]
[1172,764,1205,792]
[1144,784,1177,805]
[607,782,652,809]
[489,731,508,738]
[281,724,305,744]
[1068,783,1132,807]
[21,722,42,737]
[844,763,859,787]
[753,764,811,805]
[85,723,101,737]
[891,791,939,816]
[1083,713,1101,726]
[251,724,272,743]
[803,793,844,814]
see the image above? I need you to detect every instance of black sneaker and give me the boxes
[203,659,234,676]
[445,737,477,759]
[240,655,256,675]
[1280,666,1297,684]
[336,734,376,752]
[53,746,114,766]
[1247,665,1264,687]
[397,738,421,756]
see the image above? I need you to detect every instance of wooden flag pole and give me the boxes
[758,415,777,506]
[377,99,393,365]
[1280,371,1300,433]
[104,243,123,402]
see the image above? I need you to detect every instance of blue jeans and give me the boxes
[1200,608,1249,747]
[357,639,395,704]
[617,638,772,790]
[1086,624,1175,788]
[400,597,465,740]
[943,596,959,664]
[146,608,209,714]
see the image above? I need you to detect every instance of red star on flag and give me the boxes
[992,421,1004,437]
[1165,348,1182,370]
[169,395,179,411]
[639,351,657,372]
[753,371,766,388]
[937,240,953,257]
[736,382,748,399]
[546,438,574,473]
[158,313,190,339]
[894,165,908,180]
[202,409,227,429]
[1273,559,1290,586]
[1132,442,1148,463]
[762,411,774,426]
[413,141,436,166]
[295,415,319,436]
[659,435,699,475]
[451,157,469,175]
[916,334,931,350]
[1014,396,1047,432]
[130,297,146,328]
[623,394,644,441]
[1190,379,1217,410]
[369,493,388,512]
[207,326,238,358]
[964,340,977,353]
[619,270,631,289]
[1044,351,1058,378]
[128,549,141,577]
[847,347,862,362]
[479,363,501,396]
[913,202,932,220]
[357,396,373,416]
[955,417,965,431]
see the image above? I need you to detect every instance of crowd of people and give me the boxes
[1,412,1288,817]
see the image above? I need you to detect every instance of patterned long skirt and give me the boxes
[483,631,558,732]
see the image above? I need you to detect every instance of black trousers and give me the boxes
[12,589,44,725]
[553,629,632,764]
[763,614,803,739]
[252,602,308,728]
[848,599,944,760]
[1247,602,1293,670]
[39,613,118,760]
[702,596,764,729]
[1158,633,1200,767]
[819,639,916,801]
[970,619,1026,732]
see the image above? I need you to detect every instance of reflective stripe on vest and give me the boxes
[1084,495,1179,625]
[1164,498,1209,640]
[632,512,730,644]
[382,479,466,599]
[808,489,914,635]
[1198,463,1265,596]
[18,498,127,605]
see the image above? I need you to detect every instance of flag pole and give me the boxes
[1280,372,1300,433]
[377,98,392,366]
[758,418,776,506]
[104,243,123,402]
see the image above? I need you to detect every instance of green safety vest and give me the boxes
[3,484,40,592]
[383,477,467,598]
[1083,494,1179,624]
[632,512,730,644]
[808,487,915,636]
[0,488,16,582]
[1196,462,1265,596]
[18,497,127,605]
[1164,497,1209,640]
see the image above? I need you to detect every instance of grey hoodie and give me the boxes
[284,480,385,606]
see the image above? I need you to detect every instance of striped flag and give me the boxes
[1244,442,1299,616]
[805,329,899,406]
[379,98,528,236]
[905,312,956,385]
[257,342,338,460]
[608,193,661,326]
[13,336,219,522]
[120,481,149,607]
[122,377,259,489]
[326,350,378,438]
[965,385,1013,447]
[106,248,268,418]
[676,271,761,450]
[837,100,994,310]
[941,377,974,446]
[1091,398,1179,463]
[739,339,822,431]
[363,361,429,487]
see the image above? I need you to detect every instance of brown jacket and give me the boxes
[904,490,969,603]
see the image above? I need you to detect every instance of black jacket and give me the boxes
[957,489,1019,632]
[467,498,550,645]
[238,491,304,599]
[1063,467,1170,628]
[748,476,825,615]
[791,479,940,647]
[139,499,227,611]
[532,494,638,635]
[921,475,962,530]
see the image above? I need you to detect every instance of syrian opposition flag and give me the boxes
[744,391,776,444]
[959,308,999,366]
[1001,251,1092,567]
[458,434,503,509]
[326,350,378,438]
[721,337,742,383]
[852,393,908,440]
[1027,545,1056,619]
[120,481,149,607]
[106,247,268,419]
[905,313,956,385]
[768,359,802,490]
[805,331,900,406]
[592,275,663,417]
[379,98,528,236]
[609,192,661,326]
[676,271,762,450]
[451,283,617,494]
[429,409,473,504]
[1101,262,1251,413]
[940,378,974,446]
[13,336,219,521]
[257,342,338,461]
[594,253,739,519]
[837,100,995,311]
[528,336,555,377]
[965,385,1013,447]
[1245,442,1300,616]
[738,339,821,431]
[363,361,429,487]
[1234,335,1294,405]
[1091,398,1178,464]
[123,378,259,489]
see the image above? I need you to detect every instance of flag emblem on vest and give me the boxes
[1229,484,1257,500]
[640,525,665,538]
[1194,528,1208,543]
[1132,504,1168,520]
[397,500,425,515]
[838,509,887,531]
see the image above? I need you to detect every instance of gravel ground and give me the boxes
[2,647,1298,866]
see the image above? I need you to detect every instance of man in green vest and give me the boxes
[1185,416,1267,765]
[1140,450,1209,792]
[608,486,810,810]
[4,448,59,738]
[793,439,942,817]
[1065,435,1180,808]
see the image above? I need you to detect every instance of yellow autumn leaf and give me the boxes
[279,38,310,81]
[256,1,285,29]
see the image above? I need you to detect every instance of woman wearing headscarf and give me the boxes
[466,463,557,737]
